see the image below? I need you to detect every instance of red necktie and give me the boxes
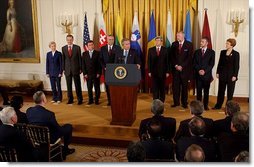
[202,49,205,57]
[179,43,182,52]
[156,47,160,56]
[68,46,72,57]
[108,46,112,55]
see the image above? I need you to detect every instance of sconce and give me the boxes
[227,9,245,37]
[56,14,78,35]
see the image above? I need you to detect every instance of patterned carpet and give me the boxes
[65,144,128,162]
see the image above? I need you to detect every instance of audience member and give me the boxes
[127,141,146,162]
[26,91,75,158]
[174,100,213,142]
[139,99,176,141]
[184,144,205,162]
[0,107,36,161]
[217,112,249,162]
[10,95,28,124]
[176,116,217,162]
[234,151,249,162]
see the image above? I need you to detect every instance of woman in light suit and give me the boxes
[213,38,240,110]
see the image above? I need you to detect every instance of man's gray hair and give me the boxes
[151,99,164,115]
[33,91,45,104]
[0,107,16,124]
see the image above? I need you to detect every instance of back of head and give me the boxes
[33,91,45,104]
[231,112,249,134]
[184,144,205,162]
[147,118,162,139]
[189,100,204,116]
[151,99,164,116]
[235,151,249,162]
[226,101,240,117]
[0,107,16,124]
[10,95,24,110]
[188,116,206,136]
[127,141,146,162]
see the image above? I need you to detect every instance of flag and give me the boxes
[102,0,109,13]
[202,9,212,49]
[147,11,156,51]
[184,10,192,42]
[190,0,197,11]
[99,14,107,48]
[166,11,174,48]
[130,12,143,60]
[83,13,90,51]
[115,14,123,47]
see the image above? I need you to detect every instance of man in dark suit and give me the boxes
[217,112,249,162]
[170,31,193,108]
[62,35,83,105]
[114,38,141,69]
[213,101,240,137]
[0,107,36,161]
[26,91,75,157]
[46,41,63,103]
[141,119,174,161]
[148,36,170,103]
[100,35,121,105]
[176,116,217,162]
[139,99,176,142]
[193,37,215,110]
[174,100,214,142]
[82,40,102,105]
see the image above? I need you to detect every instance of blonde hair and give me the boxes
[0,107,16,124]
[48,41,56,48]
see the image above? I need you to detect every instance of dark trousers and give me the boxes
[172,72,188,106]
[152,76,166,102]
[86,77,101,103]
[65,73,83,102]
[196,78,211,107]
[49,76,62,101]
[215,80,236,108]
[59,124,73,149]
[105,84,111,104]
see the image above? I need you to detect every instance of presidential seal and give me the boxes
[114,66,127,79]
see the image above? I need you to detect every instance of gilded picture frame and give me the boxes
[0,0,40,63]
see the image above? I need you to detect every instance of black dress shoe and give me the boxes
[67,100,73,104]
[107,102,111,106]
[171,104,179,108]
[63,148,75,156]
[204,107,210,111]
[87,101,94,105]
[182,104,188,109]
[212,106,221,110]
[95,101,99,105]
[77,101,83,105]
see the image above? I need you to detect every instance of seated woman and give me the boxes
[10,96,28,124]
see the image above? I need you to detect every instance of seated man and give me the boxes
[127,141,146,162]
[234,151,249,162]
[184,144,205,162]
[26,91,75,157]
[141,119,174,161]
[139,99,176,141]
[213,100,240,136]
[0,107,36,161]
[217,112,249,162]
[176,116,217,162]
[174,100,214,142]
[10,95,28,124]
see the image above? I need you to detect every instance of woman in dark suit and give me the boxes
[213,38,240,110]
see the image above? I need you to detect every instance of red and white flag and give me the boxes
[99,14,107,48]
[202,9,212,49]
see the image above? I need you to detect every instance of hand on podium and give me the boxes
[137,64,141,70]
[148,73,151,77]
[166,73,169,78]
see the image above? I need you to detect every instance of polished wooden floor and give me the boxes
[3,92,249,146]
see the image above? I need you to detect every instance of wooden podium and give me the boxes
[105,64,141,126]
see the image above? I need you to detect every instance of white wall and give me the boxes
[0,0,249,97]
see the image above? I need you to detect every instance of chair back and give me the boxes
[0,146,18,162]
[26,124,50,147]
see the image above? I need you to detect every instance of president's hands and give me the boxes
[137,64,141,70]
[199,70,205,76]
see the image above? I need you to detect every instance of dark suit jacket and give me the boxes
[26,105,62,144]
[62,44,82,76]
[216,49,240,81]
[114,49,141,65]
[193,48,215,81]
[170,40,193,79]
[174,115,214,142]
[0,124,35,161]
[217,132,249,162]
[139,115,176,141]
[176,136,217,162]
[15,109,28,124]
[148,46,170,78]
[213,116,232,137]
[82,50,102,78]
[46,50,63,77]
[100,44,121,70]
[141,138,174,160]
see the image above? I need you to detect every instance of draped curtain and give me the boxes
[102,0,197,92]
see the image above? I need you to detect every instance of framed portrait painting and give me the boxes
[0,0,40,63]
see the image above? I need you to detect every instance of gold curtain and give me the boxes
[103,0,197,50]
